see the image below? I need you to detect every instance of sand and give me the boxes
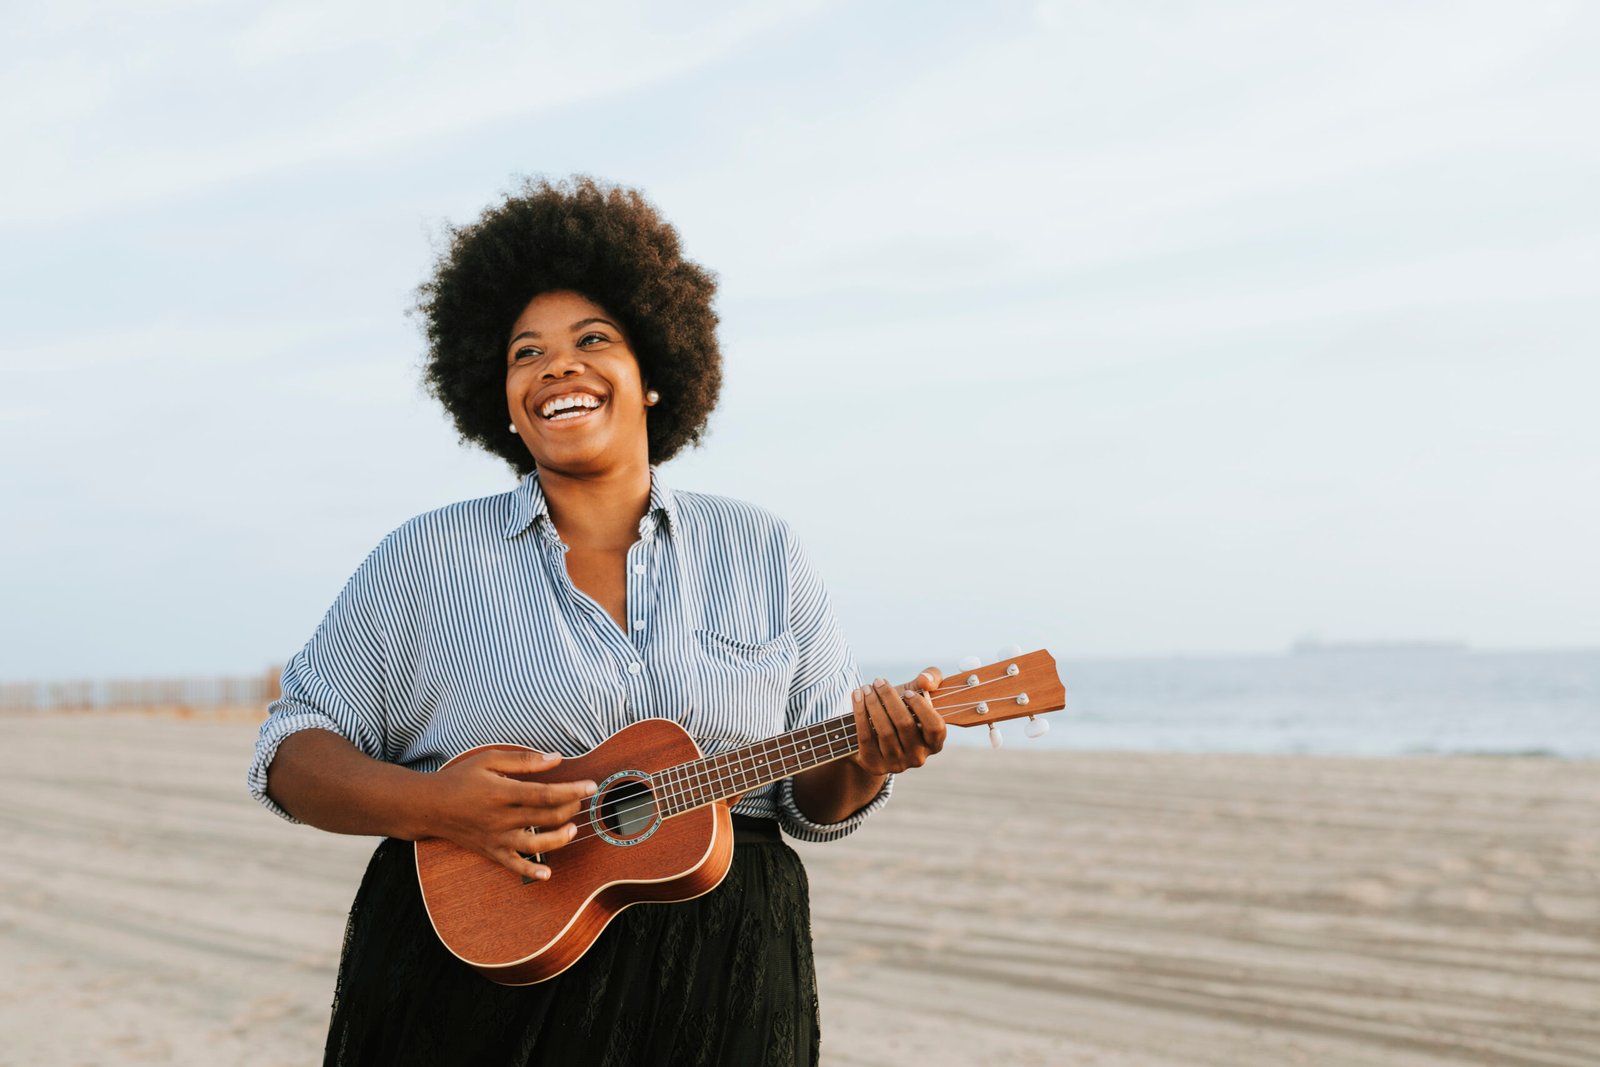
[1,712,1596,1066]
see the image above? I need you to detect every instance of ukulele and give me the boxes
[415,649,1065,985]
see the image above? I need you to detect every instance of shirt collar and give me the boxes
[502,468,677,540]
[644,469,679,535]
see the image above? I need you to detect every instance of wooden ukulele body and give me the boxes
[415,718,735,985]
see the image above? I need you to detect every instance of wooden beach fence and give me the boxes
[0,668,283,714]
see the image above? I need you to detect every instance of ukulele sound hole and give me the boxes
[596,775,660,844]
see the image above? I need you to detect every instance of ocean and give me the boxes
[862,648,1600,758]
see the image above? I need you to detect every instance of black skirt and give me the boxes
[323,818,820,1067]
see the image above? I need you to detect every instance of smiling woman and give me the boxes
[247,176,947,1066]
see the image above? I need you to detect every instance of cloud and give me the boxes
[3,1,1599,674]
[1,0,837,225]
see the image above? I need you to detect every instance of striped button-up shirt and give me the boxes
[247,470,889,842]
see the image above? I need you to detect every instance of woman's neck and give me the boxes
[537,459,653,551]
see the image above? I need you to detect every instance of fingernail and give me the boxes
[583,781,598,796]
[567,824,578,840]
[874,677,886,686]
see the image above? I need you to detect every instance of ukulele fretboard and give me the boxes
[652,714,860,818]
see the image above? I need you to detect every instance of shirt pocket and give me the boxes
[688,628,798,747]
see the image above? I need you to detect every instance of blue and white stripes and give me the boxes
[247,470,890,842]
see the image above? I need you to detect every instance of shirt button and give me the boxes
[632,564,645,575]
[627,662,643,675]
[633,618,646,629]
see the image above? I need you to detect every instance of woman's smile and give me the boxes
[538,391,606,421]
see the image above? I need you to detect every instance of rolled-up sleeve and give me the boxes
[775,530,893,843]
[247,540,394,822]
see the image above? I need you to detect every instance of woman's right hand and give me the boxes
[415,748,597,883]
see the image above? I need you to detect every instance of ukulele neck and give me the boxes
[648,649,1067,819]
[653,714,859,818]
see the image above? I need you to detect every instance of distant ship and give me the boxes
[1291,637,1468,655]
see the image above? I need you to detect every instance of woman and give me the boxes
[248,176,945,1066]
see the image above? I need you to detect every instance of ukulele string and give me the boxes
[556,666,1040,849]
[927,671,1024,701]
[611,666,1020,830]
[547,690,1017,852]
[925,696,1026,714]
[549,721,859,849]
[555,670,886,850]
[568,672,937,844]
[547,719,862,851]
[555,683,1031,848]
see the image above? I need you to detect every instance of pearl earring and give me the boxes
[645,390,660,406]
[509,422,518,433]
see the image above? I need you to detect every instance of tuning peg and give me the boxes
[958,655,982,672]
[988,723,1004,749]
[997,644,1022,662]
[1024,715,1050,739]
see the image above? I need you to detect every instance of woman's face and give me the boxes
[505,290,651,476]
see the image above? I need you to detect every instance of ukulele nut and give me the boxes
[1015,693,1029,705]
[1006,663,1019,677]
[976,701,989,715]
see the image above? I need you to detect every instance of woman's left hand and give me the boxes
[849,668,947,775]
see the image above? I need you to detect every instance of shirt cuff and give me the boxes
[775,771,894,843]
[246,710,352,823]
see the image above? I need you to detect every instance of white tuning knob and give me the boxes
[988,723,1004,749]
[1024,715,1050,739]
[997,644,1022,661]
[958,655,982,672]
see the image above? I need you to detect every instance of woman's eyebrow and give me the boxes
[508,318,622,345]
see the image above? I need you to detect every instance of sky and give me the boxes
[2,0,1597,680]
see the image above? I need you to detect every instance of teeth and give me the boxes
[540,393,603,418]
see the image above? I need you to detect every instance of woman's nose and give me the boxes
[541,350,585,379]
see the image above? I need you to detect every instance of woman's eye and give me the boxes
[579,332,607,346]
[512,347,540,361]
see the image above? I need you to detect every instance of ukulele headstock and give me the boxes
[927,649,1064,745]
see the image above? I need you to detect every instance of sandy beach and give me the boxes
[1,711,1595,1066]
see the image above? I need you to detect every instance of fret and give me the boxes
[729,745,752,795]
[693,760,710,808]
[742,739,771,791]
[658,764,681,818]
